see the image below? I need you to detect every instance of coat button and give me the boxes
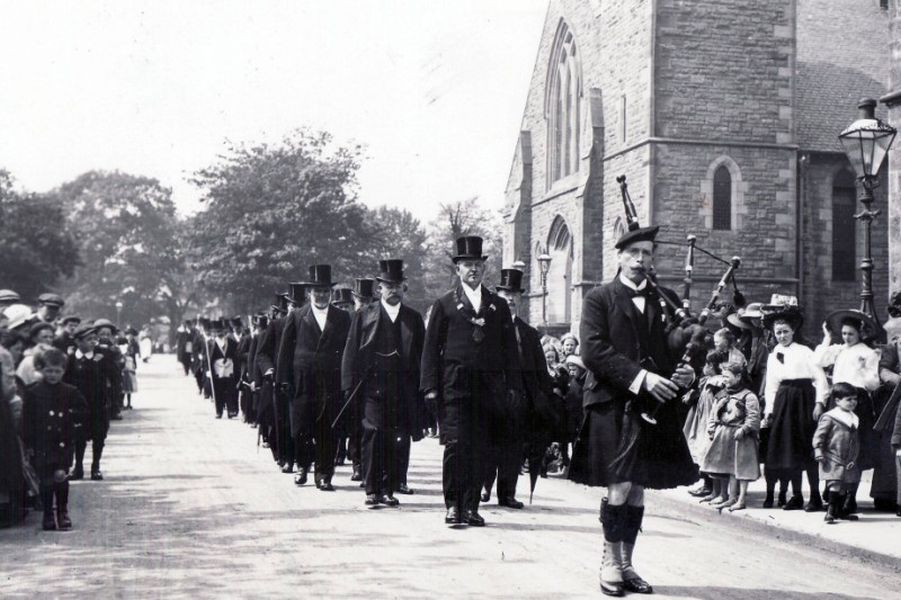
[49,410,55,416]
[59,442,65,448]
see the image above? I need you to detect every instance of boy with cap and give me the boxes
[23,348,86,530]
[35,293,65,324]
[53,316,82,355]
[66,325,117,481]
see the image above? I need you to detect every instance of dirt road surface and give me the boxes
[2,355,898,599]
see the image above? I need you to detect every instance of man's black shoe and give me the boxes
[294,470,308,486]
[350,466,362,482]
[71,466,84,481]
[382,495,400,507]
[319,481,335,492]
[464,510,485,526]
[396,484,414,495]
[480,490,490,503]
[281,463,294,474]
[365,494,380,506]
[622,575,653,594]
[499,497,524,509]
[90,469,103,481]
[215,414,223,419]
[445,506,461,524]
[782,495,803,510]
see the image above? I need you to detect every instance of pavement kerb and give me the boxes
[648,488,901,574]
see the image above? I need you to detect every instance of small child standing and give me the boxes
[22,348,87,531]
[813,382,861,524]
[700,360,761,511]
[685,349,729,498]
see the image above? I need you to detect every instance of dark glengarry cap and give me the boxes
[496,268,525,293]
[37,293,65,307]
[453,236,487,263]
[353,278,376,298]
[614,226,660,251]
[304,264,335,287]
[332,287,353,306]
[377,259,405,284]
[73,324,97,340]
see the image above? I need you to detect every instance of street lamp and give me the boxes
[537,249,552,326]
[115,300,123,329]
[836,98,897,327]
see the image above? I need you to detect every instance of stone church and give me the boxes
[503,0,892,337]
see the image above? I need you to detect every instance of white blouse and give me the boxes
[813,341,880,392]
[763,342,827,417]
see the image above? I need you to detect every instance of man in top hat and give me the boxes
[175,319,195,376]
[0,289,20,309]
[254,293,294,468]
[53,315,82,355]
[342,259,425,506]
[483,268,554,509]
[35,293,65,324]
[191,317,211,397]
[421,236,522,526]
[277,266,351,491]
[208,318,239,419]
[245,313,269,430]
[569,224,697,596]
[346,277,377,482]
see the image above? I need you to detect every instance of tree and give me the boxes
[422,197,503,304]
[189,129,379,313]
[0,169,80,301]
[51,171,195,333]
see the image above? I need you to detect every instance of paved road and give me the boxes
[2,355,898,599]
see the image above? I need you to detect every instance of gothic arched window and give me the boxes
[545,21,581,187]
[832,170,857,282]
[712,166,732,230]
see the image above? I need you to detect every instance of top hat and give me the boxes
[452,236,487,263]
[0,289,20,303]
[332,287,353,306]
[288,282,306,304]
[37,293,65,307]
[210,318,227,331]
[377,260,405,284]
[254,314,270,329]
[230,316,243,329]
[353,278,376,298]
[199,317,212,329]
[615,226,660,251]
[496,268,525,293]
[304,264,336,287]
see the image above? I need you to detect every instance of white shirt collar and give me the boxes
[461,283,482,312]
[381,299,401,322]
[826,407,860,429]
[312,304,329,330]
[75,349,94,359]
[619,273,647,291]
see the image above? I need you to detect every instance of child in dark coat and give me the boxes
[23,348,87,530]
[814,382,861,524]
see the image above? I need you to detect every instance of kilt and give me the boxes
[569,397,698,489]
[766,379,816,471]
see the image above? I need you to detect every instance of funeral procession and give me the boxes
[4,1,901,598]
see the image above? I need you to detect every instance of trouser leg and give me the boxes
[362,426,382,495]
[395,434,410,488]
[496,438,523,501]
[74,439,86,474]
[91,438,105,472]
[482,441,499,498]
[315,420,337,483]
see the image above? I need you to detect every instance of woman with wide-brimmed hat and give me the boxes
[762,305,828,511]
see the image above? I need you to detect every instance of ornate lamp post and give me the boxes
[115,300,124,329]
[838,98,897,318]
[830,98,897,339]
[537,249,552,326]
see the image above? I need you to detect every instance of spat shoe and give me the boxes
[90,469,104,481]
[319,481,335,492]
[782,495,803,510]
[499,497,524,509]
[445,506,461,524]
[294,470,308,486]
[381,495,399,507]
[365,494,380,506]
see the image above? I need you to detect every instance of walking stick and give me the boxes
[331,364,374,430]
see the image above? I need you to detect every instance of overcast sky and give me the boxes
[0,0,548,221]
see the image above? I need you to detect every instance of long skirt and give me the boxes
[766,379,816,471]
[569,397,698,490]
[683,387,717,464]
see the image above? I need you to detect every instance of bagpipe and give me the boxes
[617,175,744,425]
